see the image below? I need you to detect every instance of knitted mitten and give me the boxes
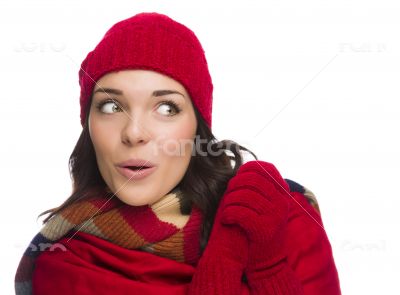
[220,160,304,294]
[188,160,304,295]
[187,181,250,295]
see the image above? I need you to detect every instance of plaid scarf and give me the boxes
[14,186,203,294]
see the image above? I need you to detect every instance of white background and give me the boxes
[1,0,399,294]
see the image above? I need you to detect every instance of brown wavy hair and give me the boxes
[38,103,257,255]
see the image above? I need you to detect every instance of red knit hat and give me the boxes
[78,12,214,129]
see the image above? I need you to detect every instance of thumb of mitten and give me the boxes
[221,205,271,244]
[220,193,289,245]
[220,202,289,272]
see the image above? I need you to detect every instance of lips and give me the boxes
[116,166,156,181]
[115,158,157,181]
[116,158,156,169]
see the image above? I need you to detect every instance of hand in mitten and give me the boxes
[220,160,304,294]
[187,179,251,295]
[188,160,303,295]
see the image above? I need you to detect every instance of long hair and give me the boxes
[38,102,257,256]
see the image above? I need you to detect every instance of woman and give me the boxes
[14,12,342,294]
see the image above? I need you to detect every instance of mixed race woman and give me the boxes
[14,12,342,294]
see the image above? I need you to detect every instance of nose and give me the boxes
[121,113,151,146]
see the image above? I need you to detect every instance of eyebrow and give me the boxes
[93,88,185,98]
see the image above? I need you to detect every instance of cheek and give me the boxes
[157,123,196,159]
[89,119,114,160]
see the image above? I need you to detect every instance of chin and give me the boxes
[116,196,149,207]
[115,189,156,207]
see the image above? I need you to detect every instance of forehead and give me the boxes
[94,69,187,93]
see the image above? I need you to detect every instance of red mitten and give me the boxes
[188,160,304,295]
[220,160,304,294]
[187,182,250,295]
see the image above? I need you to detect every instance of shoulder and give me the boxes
[281,181,341,293]
[284,178,321,216]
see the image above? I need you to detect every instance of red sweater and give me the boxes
[32,179,341,294]
[284,179,341,294]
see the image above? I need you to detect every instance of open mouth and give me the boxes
[116,165,156,180]
[125,166,151,171]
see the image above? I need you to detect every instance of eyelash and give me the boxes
[95,98,182,116]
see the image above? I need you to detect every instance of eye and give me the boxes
[156,100,182,116]
[95,99,122,114]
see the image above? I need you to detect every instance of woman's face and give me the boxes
[88,69,197,206]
